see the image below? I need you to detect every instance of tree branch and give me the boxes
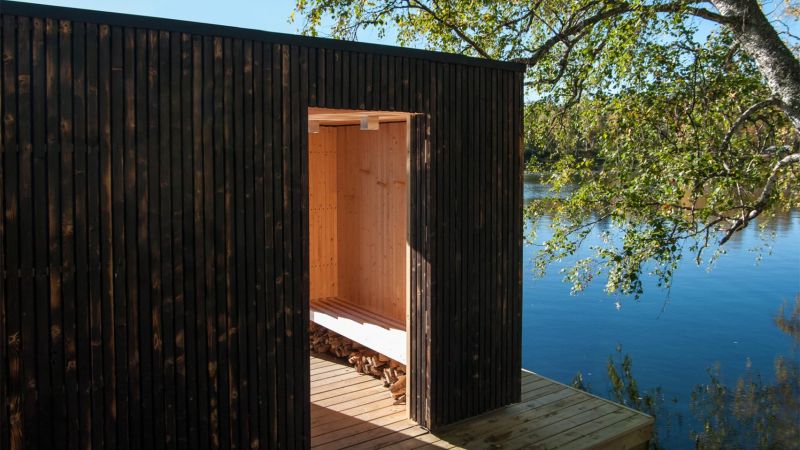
[720,98,782,150]
[718,152,800,244]
[512,2,730,66]
[407,0,492,58]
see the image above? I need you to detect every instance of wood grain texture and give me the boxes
[1,2,524,447]
[336,122,408,324]
[308,121,409,325]
[308,127,339,300]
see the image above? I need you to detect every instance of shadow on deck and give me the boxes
[310,354,653,449]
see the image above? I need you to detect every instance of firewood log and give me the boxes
[310,321,408,401]
[390,375,406,399]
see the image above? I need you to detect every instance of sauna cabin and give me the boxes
[308,109,411,365]
[0,1,525,448]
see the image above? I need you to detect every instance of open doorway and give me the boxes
[307,108,413,430]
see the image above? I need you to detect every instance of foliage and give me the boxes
[293,0,800,298]
[526,27,799,297]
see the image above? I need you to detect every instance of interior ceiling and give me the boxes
[308,107,412,126]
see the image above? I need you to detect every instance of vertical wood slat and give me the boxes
[58,19,80,450]
[119,24,135,450]
[497,69,507,406]
[242,38,258,450]
[213,35,229,450]
[280,43,294,450]
[184,32,200,450]
[171,30,188,450]
[201,34,216,450]
[134,26,150,450]
[16,16,38,450]
[468,64,480,419]
[30,17,52,450]
[226,35,241,450]
[232,36,247,450]
[261,42,278,449]
[487,65,497,412]
[251,40,268,450]
[513,71,524,402]
[445,61,456,424]
[0,16,6,449]
[84,21,104,450]
[430,59,441,426]
[72,20,92,450]
[156,27,177,449]
[2,13,22,450]
[299,44,311,450]
[146,29,161,450]
[110,23,126,450]
[270,42,286,448]
[1,4,523,446]
[226,39,248,447]
[156,29,171,450]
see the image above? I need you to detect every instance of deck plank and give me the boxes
[554,412,653,449]
[313,411,409,446]
[311,405,407,438]
[309,355,653,449]
[311,378,382,402]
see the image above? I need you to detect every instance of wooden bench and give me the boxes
[309,297,407,364]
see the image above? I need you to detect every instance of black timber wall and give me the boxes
[0,1,524,448]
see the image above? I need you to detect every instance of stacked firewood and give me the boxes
[309,322,406,402]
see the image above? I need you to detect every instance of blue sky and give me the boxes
[8,0,797,53]
[7,0,394,44]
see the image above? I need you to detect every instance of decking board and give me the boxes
[310,355,653,449]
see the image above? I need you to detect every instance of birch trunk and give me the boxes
[711,0,800,130]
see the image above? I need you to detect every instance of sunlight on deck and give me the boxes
[310,354,653,449]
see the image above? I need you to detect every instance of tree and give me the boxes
[293,0,799,297]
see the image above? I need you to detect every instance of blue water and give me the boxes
[520,174,800,446]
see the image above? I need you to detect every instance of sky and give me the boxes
[8,0,797,49]
[6,0,394,44]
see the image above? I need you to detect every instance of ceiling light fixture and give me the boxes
[360,115,379,131]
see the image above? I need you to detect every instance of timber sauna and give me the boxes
[0,1,550,448]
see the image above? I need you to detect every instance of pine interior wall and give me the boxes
[308,126,338,300]
[336,122,407,323]
[0,1,524,448]
[308,121,408,324]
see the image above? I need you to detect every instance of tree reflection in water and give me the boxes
[573,296,800,449]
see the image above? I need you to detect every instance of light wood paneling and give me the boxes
[308,121,408,326]
[337,122,408,324]
[309,126,339,299]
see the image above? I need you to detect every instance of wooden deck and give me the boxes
[310,354,653,449]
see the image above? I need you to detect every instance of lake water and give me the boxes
[521,174,800,447]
